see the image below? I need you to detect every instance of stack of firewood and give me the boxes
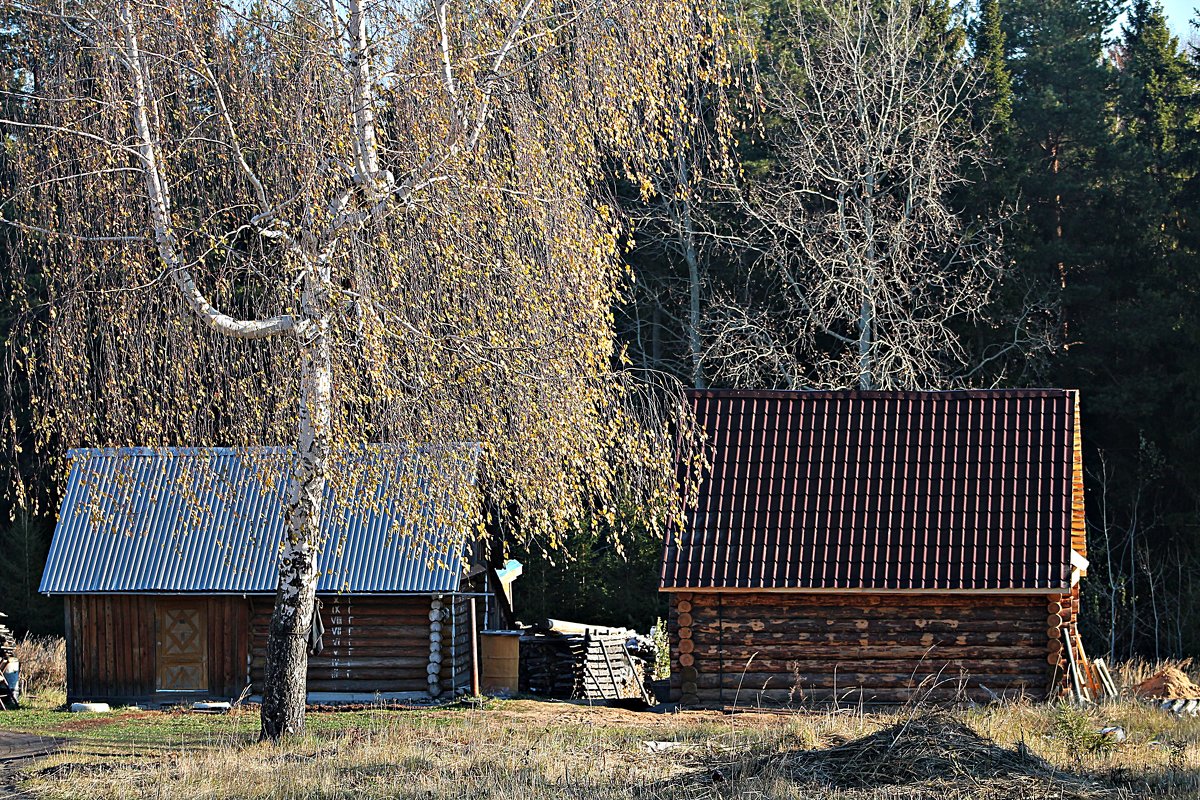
[519,619,652,703]
[519,630,584,697]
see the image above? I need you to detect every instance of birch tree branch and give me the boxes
[118,0,299,340]
[465,0,537,151]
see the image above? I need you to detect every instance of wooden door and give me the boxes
[155,601,208,692]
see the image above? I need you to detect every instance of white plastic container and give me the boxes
[2,657,18,702]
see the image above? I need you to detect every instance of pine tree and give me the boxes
[1066,0,1200,657]
[0,515,61,635]
[920,0,967,65]
[1083,0,1193,437]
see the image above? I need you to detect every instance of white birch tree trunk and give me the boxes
[119,0,336,739]
[260,266,331,739]
[858,172,876,391]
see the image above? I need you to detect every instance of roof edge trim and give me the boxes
[659,587,1070,595]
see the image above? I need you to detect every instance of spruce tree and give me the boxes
[1002,0,1117,329]
[1121,0,1189,157]
[1068,0,1200,657]
[973,0,1013,138]
[1085,0,1193,443]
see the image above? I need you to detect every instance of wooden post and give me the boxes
[1063,633,1085,704]
[469,596,480,697]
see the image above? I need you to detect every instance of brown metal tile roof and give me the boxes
[661,389,1081,591]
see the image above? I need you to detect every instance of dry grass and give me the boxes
[721,710,1111,799]
[8,657,1200,799]
[10,635,66,700]
[8,698,1200,800]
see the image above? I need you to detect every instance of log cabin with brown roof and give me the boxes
[661,389,1087,706]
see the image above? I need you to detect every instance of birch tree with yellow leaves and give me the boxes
[1,0,723,738]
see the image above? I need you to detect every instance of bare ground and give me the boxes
[0,732,59,800]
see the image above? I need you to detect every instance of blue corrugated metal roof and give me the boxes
[40,446,480,594]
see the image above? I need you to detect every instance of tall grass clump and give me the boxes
[12,634,66,699]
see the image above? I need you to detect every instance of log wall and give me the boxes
[669,591,1061,706]
[439,594,475,693]
[1072,392,1087,558]
[65,592,485,702]
[64,595,250,702]
[249,594,440,695]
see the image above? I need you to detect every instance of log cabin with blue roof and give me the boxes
[40,446,510,706]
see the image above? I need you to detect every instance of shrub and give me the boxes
[651,617,670,680]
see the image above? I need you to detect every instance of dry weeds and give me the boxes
[10,637,66,700]
[7,699,1200,800]
[7,653,1200,798]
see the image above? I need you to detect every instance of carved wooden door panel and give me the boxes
[155,602,208,692]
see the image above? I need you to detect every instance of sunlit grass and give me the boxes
[7,656,1200,799]
[3,697,1200,799]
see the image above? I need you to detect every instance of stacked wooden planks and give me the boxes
[671,591,1056,706]
[579,632,652,702]
[519,632,582,697]
[519,620,651,702]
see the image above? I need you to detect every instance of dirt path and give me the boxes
[0,731,60,799]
